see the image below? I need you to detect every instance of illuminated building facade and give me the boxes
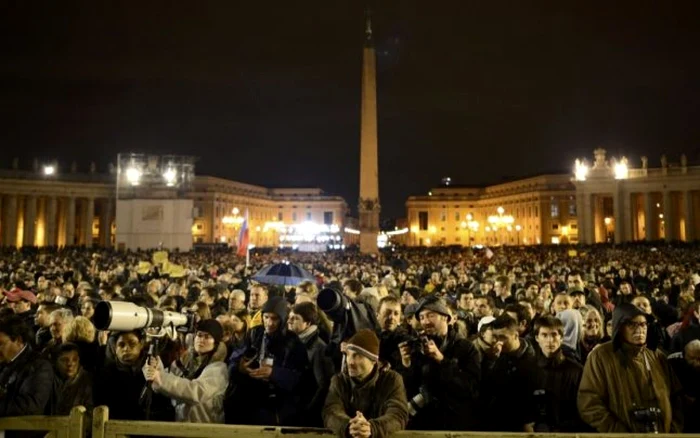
[0,161,349,248]
[188,176,349,248]
[405,148,699,246]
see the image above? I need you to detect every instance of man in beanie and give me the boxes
[323,329,408,438]
[143,319,229,423]
[397,295,481,431]
[227,296,311,426]
[578,302,683,433]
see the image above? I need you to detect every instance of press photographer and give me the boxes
[397,296,481,431]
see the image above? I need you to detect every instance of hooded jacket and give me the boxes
[578,303,683,433]
[323,363,408,438]
[153,341,229,423]
[227,296,311,426]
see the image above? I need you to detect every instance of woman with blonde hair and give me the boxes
[61,316,100,373]
[578,306,605,364]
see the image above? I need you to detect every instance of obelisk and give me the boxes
[358,12,380,254]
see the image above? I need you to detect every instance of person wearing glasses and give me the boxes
[578,303,683,433]
[142,320,229,423]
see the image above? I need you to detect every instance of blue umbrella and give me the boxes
[251,262,315,286]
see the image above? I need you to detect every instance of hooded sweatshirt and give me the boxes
[578,303,683,433]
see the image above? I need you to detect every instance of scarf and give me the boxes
[298,325,318,345]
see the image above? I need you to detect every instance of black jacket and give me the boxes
[300,328,335,427]
[400,326,481,431]
[482,338,541,431]
[534,350,586,432]
[93,352,174,422]
[0,345,54,416]
[668,353,700,433]
[227,326,311,426]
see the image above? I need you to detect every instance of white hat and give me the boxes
[478,316,496,333]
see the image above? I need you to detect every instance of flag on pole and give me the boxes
[237,209,249,258]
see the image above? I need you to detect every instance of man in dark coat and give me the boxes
[482,313,541,432]
[324,329,408,438]
[668,339,700,432]
[398,296,481,431]
[0,315,53,417]
[228,296,310,426]
[533,315,585,432]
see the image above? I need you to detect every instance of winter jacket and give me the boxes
[577,303,683,433]
[299,326,335,427]
[323,364,408,438]
[227,325,310,426]
[534,350,585,432]
[0,345,54,416]
[50,368,93,415]
[400,326,481,431]
[154,342,228,423]
[669,352,700,433]
[671,319,700,353]
[482,338,541,431]
[94,351,175,422]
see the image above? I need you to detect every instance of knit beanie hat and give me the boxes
[346,329,380,362]
[262,296,289,322]
[196,319,223,344]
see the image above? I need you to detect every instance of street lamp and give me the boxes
[43,165,55,176]
[125,167,142,186]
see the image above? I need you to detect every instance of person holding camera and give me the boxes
[398,296,481,431]
[227,296,310,426]
[578,303,683,433]
[323,329,408,438]
[142,319,229,423]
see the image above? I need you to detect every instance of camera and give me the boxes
[407,386,431,417]
[630,407,662,433]
[94,301,195,332]
[402,332,430,353]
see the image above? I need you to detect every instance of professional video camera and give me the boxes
[94,301,196,334]
[317,284,380,366]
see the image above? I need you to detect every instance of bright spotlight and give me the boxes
[614,159,629,180]
[163,168,177,186]
[574,159,588,181]
[126,167,142,186]
[43,165,55,176]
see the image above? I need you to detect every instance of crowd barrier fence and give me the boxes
[90,405,692,438]
[0,406,85,438]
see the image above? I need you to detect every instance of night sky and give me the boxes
[2,1,699,219]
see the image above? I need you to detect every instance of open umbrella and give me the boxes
[251,262,315,286]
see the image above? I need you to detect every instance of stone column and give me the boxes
[644,192,654,241]
[22,195,37,247]
[2,195,18,247]
[100,198,112,247]
[684,190,695,242]
[84,197,95,246]
[622,191,632,242]
[663,191,674,241]
[575,191,585,243]
[66,197,76,246]
[582,193,593,244]
[45,197,58,247]
[612,189,623,244]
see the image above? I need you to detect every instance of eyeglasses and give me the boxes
[625,321,648,330]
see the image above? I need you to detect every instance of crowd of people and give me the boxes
[0,242,699,437]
